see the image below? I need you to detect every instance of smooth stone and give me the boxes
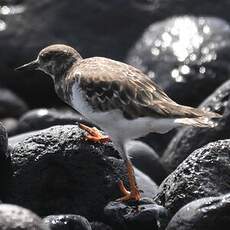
[162,79,230,173]
[5,125,134,220]
[0,87,28,118]
[139,130,176,157]
[43,214,91,230]
[155,0,230,22]
[134,167,158,198]
[0,122,8,156]
[0,204,49,230]
[127,16,230,107]
[0,122,10,200]
[10,108,91,136]
[155,140,230,221]
[104,198,168,230]
[127,140,167,184]
[166,193,230,230]
[90,222,112,230]
[1,118,18,136]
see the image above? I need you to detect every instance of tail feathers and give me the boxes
[174,117,218,128]
[176,104,222,119]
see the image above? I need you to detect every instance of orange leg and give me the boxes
[117,160,141,202]
[79,123,110,143]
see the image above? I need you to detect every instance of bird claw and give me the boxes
[79,123,110,143]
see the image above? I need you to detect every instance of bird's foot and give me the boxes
[79,123,110,143]
[117,180,141,202]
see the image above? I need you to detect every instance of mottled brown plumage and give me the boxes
[64,57,219,120]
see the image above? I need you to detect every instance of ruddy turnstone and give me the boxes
[16,44,221,202]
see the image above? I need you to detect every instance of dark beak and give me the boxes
[15,60,39,71]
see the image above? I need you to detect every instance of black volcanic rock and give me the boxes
[166,193,230,230]
[0,122,11,200]
[5,125,157,220]
[10,108,91,136]
[0,0,159,107]
[0,87,28,118]
[43,214,91,230]
[155,0,230,22]
[127,140,167,184]
[162,79,230,173]
[90,222,112,230]
[134,168,158,198]
[0,204,49,230]
[155,140,230,220]
[127,16,230,107]
[5,125,126,219]
[1,118,18,136]
[0,122,8,156]
[139,130,176,157]
[104,198,168,230]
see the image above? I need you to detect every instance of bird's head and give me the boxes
[16,44,82,79]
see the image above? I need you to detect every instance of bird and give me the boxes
[16,44,221,202]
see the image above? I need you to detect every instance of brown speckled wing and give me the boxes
[68,57,210,120]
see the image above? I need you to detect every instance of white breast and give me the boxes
[70,82,94,115]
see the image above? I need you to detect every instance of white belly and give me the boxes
[70,82,177,142]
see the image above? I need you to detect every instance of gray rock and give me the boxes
[5,125,138,220]
[134,167,158,198]
[10,108,91,136]
[155,0,230,22]
[139,130,176,156]
[8,129,42,148]
[162,79,230,173]
[8,128,158,199]
[104,198,168,230]
[90,222,112,230]
[0,122,8,156]
[127,16,230,107]
[0,122,10,200]
[1,118,18,136]
[43,214,91,230]
[127,140,167,184]
[0,87,28,118]
[155,140,230,220]
[0,204,49,230]
[166,193,230,230]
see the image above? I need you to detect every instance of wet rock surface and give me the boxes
[134,167,158,198]
[155,140,230,220]
[10,108,91,136]
[5,125,130,220]
[162,79,230,173]
[90,222,112,230]
[127,140,167,184]
[140,130,176,157]
[155,0,230,22]
[0,122,8,156]
[1,117,19,136]
[104,198,168,230]
[43,214,92,230]
[0,204,49,230]
[166,193,230,230]
[0,87,28,118]
[0,123,11,200]
[127,16,230,107]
